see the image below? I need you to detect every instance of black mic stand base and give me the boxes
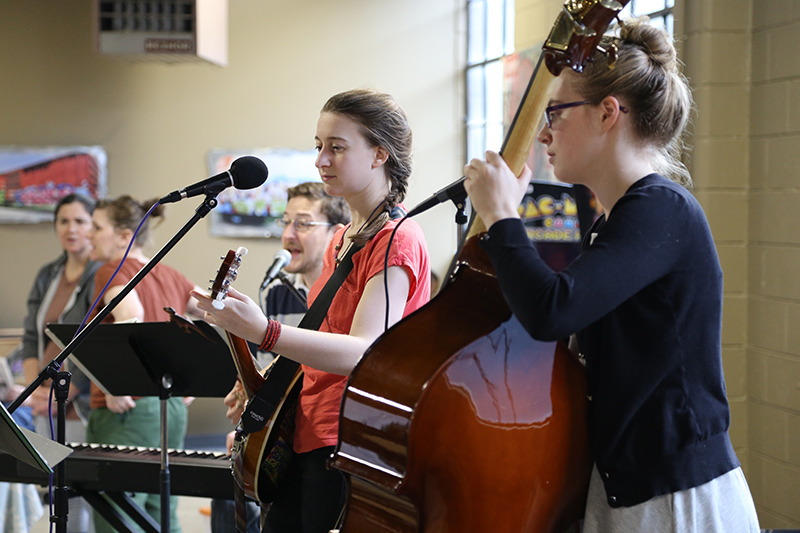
[52,371,71,533]
[159,374,173,533]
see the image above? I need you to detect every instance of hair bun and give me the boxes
[620,17,678,71]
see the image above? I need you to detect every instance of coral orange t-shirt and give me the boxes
[293,215,430,453]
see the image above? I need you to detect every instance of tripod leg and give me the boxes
[159,380,171,533]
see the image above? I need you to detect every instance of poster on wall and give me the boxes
[0,146,107,224]
[520,180,599,273]
[207,148,320,238]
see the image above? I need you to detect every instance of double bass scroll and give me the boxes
[331,1,629,531]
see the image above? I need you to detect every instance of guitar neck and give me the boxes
[227,331,265,398]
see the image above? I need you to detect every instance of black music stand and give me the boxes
[0,401,72,473]
[46,318,238,533]
[1,400,75,531]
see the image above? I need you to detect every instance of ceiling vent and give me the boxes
[94,0,228,66]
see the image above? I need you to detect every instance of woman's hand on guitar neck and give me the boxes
[464,150,532,229]
[225,430,236,456]
[191,286,269,345]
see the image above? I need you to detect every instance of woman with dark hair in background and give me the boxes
[21,193,100,434]
[16,192,100,531]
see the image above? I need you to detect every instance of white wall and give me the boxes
[0,0,464,434]
[0,0,464,327]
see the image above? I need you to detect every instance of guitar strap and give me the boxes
[240,204,405,435]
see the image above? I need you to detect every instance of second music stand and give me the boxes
[47,316,238,533]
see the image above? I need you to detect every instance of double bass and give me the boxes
[330,1,628,531]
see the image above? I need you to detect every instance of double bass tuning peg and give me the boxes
[597,42,618,69]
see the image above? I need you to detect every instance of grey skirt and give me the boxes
[583,465,760,533]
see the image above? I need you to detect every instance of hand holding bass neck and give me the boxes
[468,0,626,239]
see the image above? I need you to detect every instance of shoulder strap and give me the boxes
[239,242,363,436]
[296,241,364,331]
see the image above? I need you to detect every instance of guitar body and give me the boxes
[233,364,302,503]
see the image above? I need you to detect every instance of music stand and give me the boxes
[0,401,73,473]
[46,318,238,533]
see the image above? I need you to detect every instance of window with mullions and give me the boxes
[465,0,514,162]
[619,0,674,34]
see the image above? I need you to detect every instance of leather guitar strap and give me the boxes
[242,204,405,434]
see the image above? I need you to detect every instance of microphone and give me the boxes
[260,249,292,291]
[159,156,268,204]
[406,176,467,217]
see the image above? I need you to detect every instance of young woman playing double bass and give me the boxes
[464,19,759,532]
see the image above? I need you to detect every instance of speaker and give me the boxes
[94,0,228,66]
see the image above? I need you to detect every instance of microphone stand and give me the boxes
[406,185,471,287]
[8,193,221,533]
[259,271,307,314]
[277,272,307,307]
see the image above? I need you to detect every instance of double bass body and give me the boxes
[330,239,592,532]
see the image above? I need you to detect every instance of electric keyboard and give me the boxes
[0,443,234,500]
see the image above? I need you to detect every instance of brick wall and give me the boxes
[744,1,800,528]
[681,0,753,474]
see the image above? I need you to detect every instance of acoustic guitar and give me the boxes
[210,247,303,504]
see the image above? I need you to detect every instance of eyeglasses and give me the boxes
[543,100,629,128]
[276,217,332,232]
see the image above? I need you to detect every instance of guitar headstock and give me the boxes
[210,247,248,310]
[543,0,629,76]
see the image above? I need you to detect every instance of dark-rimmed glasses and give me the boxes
[543,100,628,128]
[276,217,332,232]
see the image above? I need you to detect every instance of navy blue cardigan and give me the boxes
[478,174,738,507]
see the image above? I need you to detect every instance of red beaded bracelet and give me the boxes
[258,318,282,352]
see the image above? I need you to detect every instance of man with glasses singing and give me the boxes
[271,182,351,324]
[211,181,349,533]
